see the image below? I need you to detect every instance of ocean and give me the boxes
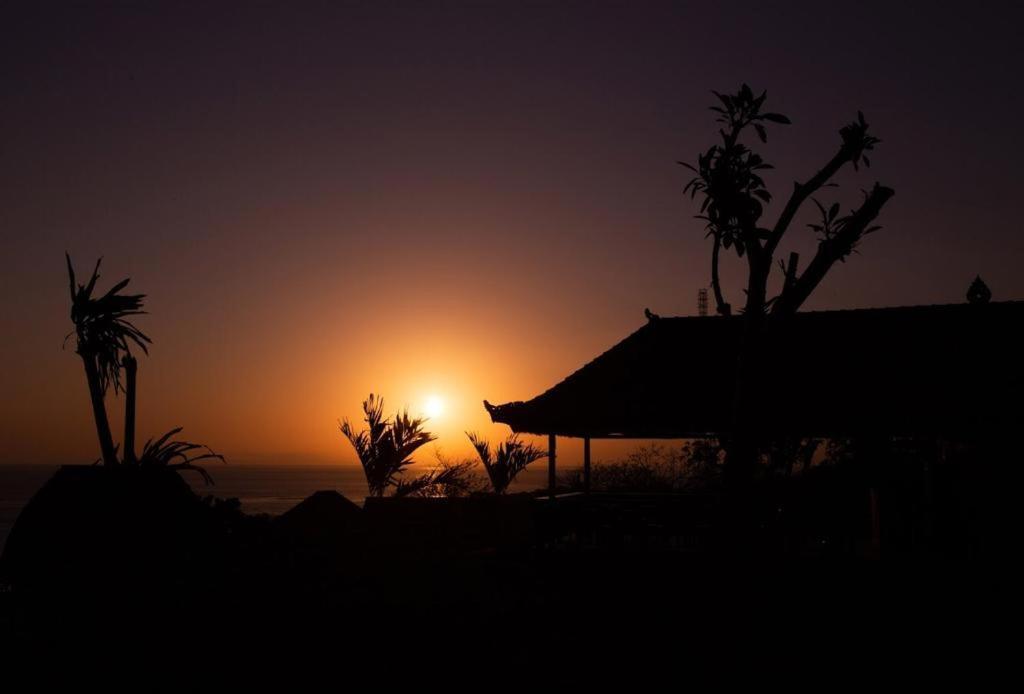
[0,464,566,553]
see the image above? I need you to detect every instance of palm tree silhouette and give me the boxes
[65,254,150,466]
[466,432,546,494]
[340,394,436,497]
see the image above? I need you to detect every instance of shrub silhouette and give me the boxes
[466,432,546,494]
[340,394,437,497]
[392,455,483,498]
[137,427,225,485]
[559,442,723,493]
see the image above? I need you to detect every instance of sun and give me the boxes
[423,395,445,419]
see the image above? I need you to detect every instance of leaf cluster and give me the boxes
[65,254,151,394]
[805,191,883,262]
[340,394,437,497]
[466,432,546,494]
[392,456,485,498]
[681,84,791,257]
[137,427,225,485]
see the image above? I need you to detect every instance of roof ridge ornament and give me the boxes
[967,275,992,304]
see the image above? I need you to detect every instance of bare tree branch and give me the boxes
[765,111,881,257]
[771,184,894,315]
[765,148,849,256]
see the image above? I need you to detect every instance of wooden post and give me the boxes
[583,437,591,494]
[548,434,556,497]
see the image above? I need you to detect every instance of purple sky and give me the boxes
[2,1,1022,466]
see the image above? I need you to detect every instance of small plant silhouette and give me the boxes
[392,456,482,498]
[137,427,225,485]
[466,432,546,494]
[340,394,437,497]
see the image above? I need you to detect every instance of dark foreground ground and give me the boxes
[0,465,1017,668]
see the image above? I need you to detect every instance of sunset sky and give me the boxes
[2,1,1023,468]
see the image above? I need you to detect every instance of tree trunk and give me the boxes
[721,305,769,553]
[80,352,119,466]
[123,355,138,464]
[725,254,771,485]
[711,235,731,315]
[726,314,765,485]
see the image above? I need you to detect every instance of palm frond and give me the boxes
[340,394,437,496]
[467,432,545,494]
[137,427,225,485]
[65,253,151,394]
[393,454,485,498]
[392,474,436,498]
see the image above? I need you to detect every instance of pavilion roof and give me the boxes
[484,301,1024,439]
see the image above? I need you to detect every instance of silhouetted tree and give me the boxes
[467,432,546,494]
[65,254,150,466]
[683,85,892,318]
[340,394,437,497]
[64,254,223,482]
[681,85,893,481]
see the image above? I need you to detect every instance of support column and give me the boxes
[583,437,591,494]
[548,433,556,497]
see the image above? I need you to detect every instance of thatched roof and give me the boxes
[485,301,1024,439]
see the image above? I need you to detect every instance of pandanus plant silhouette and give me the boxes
[340,394,437,497]
[65,254,150,466]
[466,432,546,494]
[65,254,223,481]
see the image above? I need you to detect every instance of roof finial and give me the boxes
[967,275,992,304]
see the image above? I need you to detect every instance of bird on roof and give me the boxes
[644,308,661,322]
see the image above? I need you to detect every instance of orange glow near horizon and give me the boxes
[7,2,1020,471]
[0,242,665,471]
